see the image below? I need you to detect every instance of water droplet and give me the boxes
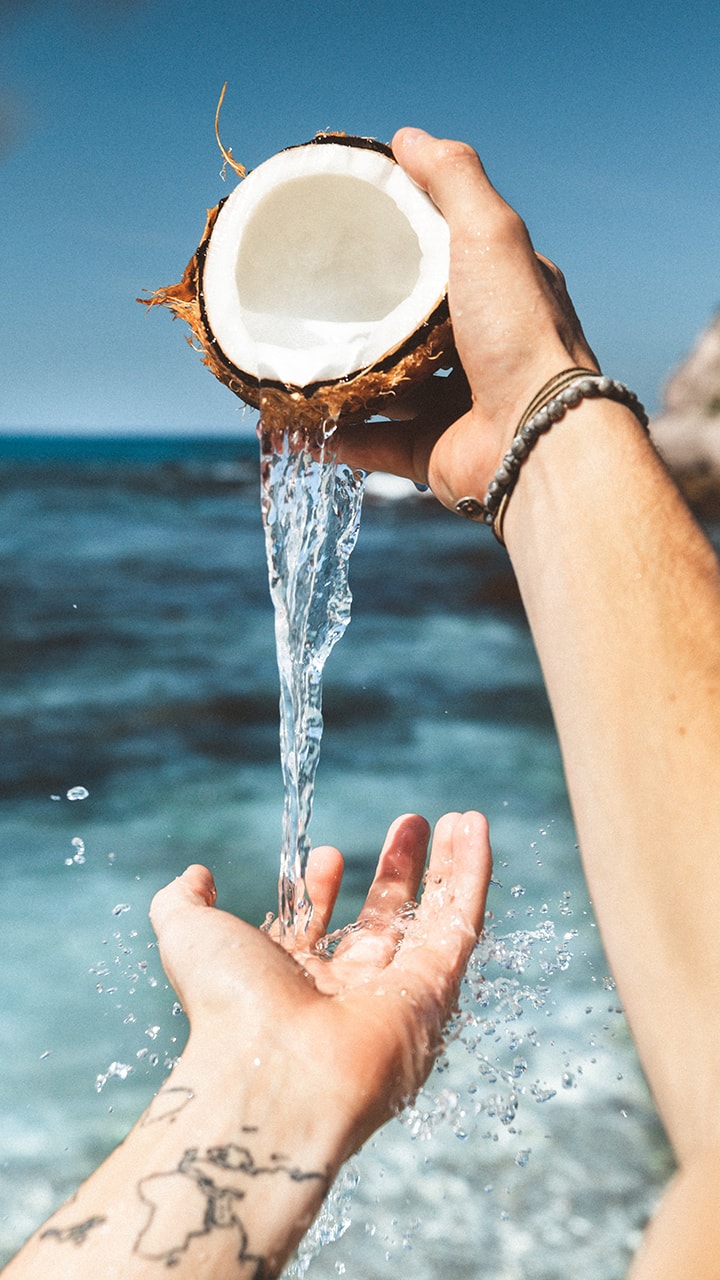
[515,1148,531,1167]
[95,1061,133,1092]
[71,836,86,864]
[562,1071,575,1089]
[510,884,525,899]
[66,786,89,801]
[531,1082,557,1104]
[112,903,131,917]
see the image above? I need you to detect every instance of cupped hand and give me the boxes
[336,127,598,511]
[150,811,492,1155]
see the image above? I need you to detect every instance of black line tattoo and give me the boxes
[134,1143,328,1272]
[40,1216,106,1247]
[141,1085,195,1127]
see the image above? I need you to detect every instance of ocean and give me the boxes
[0,433,699,1277]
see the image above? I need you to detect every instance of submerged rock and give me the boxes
[650,311,720,516]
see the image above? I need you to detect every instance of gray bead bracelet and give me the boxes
[454,371,649,545]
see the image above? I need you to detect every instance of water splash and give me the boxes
[66,785,89,801]
[259,416,364,935]
[283,1160,360,1278]
[95,1060,133,1093]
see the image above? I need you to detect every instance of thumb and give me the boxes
[391,128,496,228]
[149,863,217,940]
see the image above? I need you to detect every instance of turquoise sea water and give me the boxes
[0,434,695,1276]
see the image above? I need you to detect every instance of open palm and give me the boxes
[150,811,492,1155]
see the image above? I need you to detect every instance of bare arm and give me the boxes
[505,397,720,1163]
[507,414,720,1277]
[340,128,720,1273]
[1,812,491,1280]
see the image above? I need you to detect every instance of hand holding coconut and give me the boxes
[337,127,602,523]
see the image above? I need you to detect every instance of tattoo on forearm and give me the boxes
[40,1216,106,1247]
[134,1142,329,1273]
[142,1085,195,1126]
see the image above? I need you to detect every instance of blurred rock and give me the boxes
[651,311,720,517]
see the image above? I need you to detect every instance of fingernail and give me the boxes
[400,127,430,147]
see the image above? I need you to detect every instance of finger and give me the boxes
[379,364,472,426]
[391,128,505,232]
[536,255,600,369]
[150,863,217,938]
[423,811,491,935]
[395,811,492,991]
[334,418,422,481]
[302,844,344,944]
[329,814,431,969]
[358,813,430,923]
[148,865,219,1002]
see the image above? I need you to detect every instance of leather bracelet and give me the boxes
[454,370,649,546]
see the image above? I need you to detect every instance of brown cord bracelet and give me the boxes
[454,369,649,546]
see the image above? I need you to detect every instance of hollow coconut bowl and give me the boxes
[143,132,455,434]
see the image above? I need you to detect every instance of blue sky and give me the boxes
[1,0,718,433]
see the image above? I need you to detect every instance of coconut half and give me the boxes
[143,133,454,431]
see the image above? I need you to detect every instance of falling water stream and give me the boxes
[259,411,365,934]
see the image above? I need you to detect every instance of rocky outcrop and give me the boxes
[650,312,720,517]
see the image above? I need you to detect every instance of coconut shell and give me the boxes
[140,134,456,433]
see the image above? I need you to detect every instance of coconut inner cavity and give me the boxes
[236,175,421,340]
[201,140,449,389]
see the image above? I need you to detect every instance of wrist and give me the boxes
[129,1041,349,1277]
[502,394,655,553]
[444,373,648,544]
[178,1033,352,1170]
[427,363,597,514]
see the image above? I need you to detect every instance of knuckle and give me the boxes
[436,137,483,171]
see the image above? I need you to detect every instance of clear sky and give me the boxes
[1,0,719,433]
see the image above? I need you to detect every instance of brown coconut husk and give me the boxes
[139,102,456,433]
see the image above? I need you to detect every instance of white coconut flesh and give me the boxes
[201,141,450,390]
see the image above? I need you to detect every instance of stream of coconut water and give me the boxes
[259,412,364,933]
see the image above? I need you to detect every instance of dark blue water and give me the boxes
[0,435,681,1276]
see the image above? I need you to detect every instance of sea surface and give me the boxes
[1,433,706,1277]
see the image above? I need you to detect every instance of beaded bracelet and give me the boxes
[454,369,649,546]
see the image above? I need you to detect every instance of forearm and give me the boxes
[3,1037,347,1280]
[504,398,720,1162]
[627,1147,720,1279]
